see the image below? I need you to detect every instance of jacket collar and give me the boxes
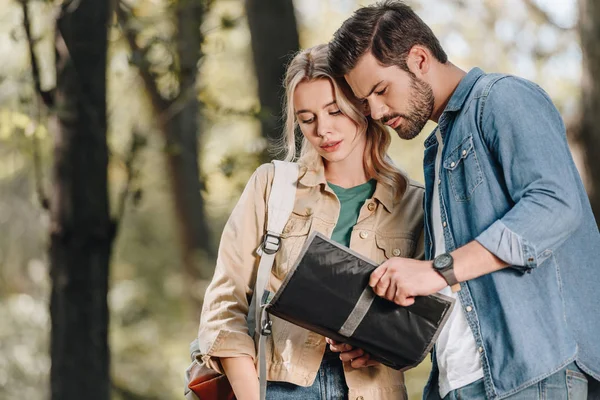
[298,157,396,213]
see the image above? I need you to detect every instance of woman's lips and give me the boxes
[320,140,342,152]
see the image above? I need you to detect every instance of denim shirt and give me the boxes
[422,68,600,400]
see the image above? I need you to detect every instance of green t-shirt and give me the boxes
[328,179,377,247]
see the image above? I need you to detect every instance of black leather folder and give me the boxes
[266,232,455,371]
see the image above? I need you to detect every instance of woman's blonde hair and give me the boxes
[277,43,407,197]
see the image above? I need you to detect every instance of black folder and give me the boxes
[266,232,455,371]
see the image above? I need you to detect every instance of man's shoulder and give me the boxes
[470,71,544,101]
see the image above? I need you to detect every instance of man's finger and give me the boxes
[369,264,388,287]
[350,353,372,368]
[338,348,364,362]
[329,342,352,353]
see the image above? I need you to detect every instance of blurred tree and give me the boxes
[578,0,600,224]
[116,0,214,302]
[34,0,112,399]
[246,0,299,160]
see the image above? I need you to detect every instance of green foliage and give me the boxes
[0,0,580,399]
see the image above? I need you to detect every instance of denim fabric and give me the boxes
[422,68,600,400]
[266,356,348,400]
[442,362,588,400]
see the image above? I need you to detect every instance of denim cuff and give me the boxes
[476,220,537,271]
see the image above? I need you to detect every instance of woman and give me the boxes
[198,44,425,400]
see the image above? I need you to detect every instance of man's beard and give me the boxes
[383,76,434,140]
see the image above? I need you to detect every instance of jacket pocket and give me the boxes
[443,135,483,202]
[274,215,312,279]
[374,234,416,264]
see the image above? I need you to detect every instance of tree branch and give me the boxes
[114,130,146,231]
[521,0,573,31]
[20,0,54,107]
[115,1,171,114]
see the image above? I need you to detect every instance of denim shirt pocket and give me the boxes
[275,214,313,279]
[443,135,483,202]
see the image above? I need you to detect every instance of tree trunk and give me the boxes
[246,0,300,160]
[170,0,213,284]
[49,1,112,400]
[578,0,600,223]
[116,0,213,301]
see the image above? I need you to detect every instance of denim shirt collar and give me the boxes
[424,67,485,147]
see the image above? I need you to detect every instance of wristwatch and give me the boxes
[433,253,461,292]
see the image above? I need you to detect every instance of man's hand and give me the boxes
[369,257,447,306]
[325,338,380,368]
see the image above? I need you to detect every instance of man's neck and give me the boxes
[430,62,467,123]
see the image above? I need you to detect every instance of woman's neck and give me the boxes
[324,158,369,188]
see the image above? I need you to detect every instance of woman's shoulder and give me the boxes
[397,179,424,212]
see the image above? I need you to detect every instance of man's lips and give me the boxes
[385,116,402,129]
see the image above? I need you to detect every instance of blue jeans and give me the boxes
[266,355,348,400]
[443,362,588,400]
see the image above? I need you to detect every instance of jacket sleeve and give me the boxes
[474,77,582,271]
[197,164,274,372]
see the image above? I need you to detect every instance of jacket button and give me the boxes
[367,202,375,211]
[359,231,369,239]
[392,248,401,257]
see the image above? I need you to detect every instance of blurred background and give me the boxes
[1,0,598,399]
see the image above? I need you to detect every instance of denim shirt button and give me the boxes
[466,306,473,312]
[443,221,447,228]
[450,161,456,168]
[478,346,484,353]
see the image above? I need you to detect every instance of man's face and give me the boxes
[344,52,434,140]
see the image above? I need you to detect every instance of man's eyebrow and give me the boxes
[357,80,384,101]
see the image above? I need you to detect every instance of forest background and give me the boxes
[1,0,599,399]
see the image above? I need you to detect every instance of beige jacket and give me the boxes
[198,160,425,400]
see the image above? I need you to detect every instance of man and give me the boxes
[326,1,600,399]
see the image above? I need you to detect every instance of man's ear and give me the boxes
[406,46,431,78]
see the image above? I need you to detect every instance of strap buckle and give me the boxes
[260,318,272,336]
[262,231,281,255]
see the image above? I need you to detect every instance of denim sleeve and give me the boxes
[475,77,582,271]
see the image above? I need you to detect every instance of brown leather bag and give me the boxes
[185,360,235,400]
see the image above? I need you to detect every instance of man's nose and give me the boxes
[369,98,387,120]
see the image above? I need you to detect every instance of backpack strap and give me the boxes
[254,160,299,400]
[189,161,299,400]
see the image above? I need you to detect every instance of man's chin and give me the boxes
[394,127,421,140]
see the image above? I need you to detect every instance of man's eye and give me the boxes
[375,87,387,96]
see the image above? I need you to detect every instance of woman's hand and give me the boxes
[325,338,380,368]
[220,356,259,400]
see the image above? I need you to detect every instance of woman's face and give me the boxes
[293,78,366,166]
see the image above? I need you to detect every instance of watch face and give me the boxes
[434,253,453,271]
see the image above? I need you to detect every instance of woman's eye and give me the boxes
[375,87,387,96]
[301,118,314,124]
[330,110,342,116]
